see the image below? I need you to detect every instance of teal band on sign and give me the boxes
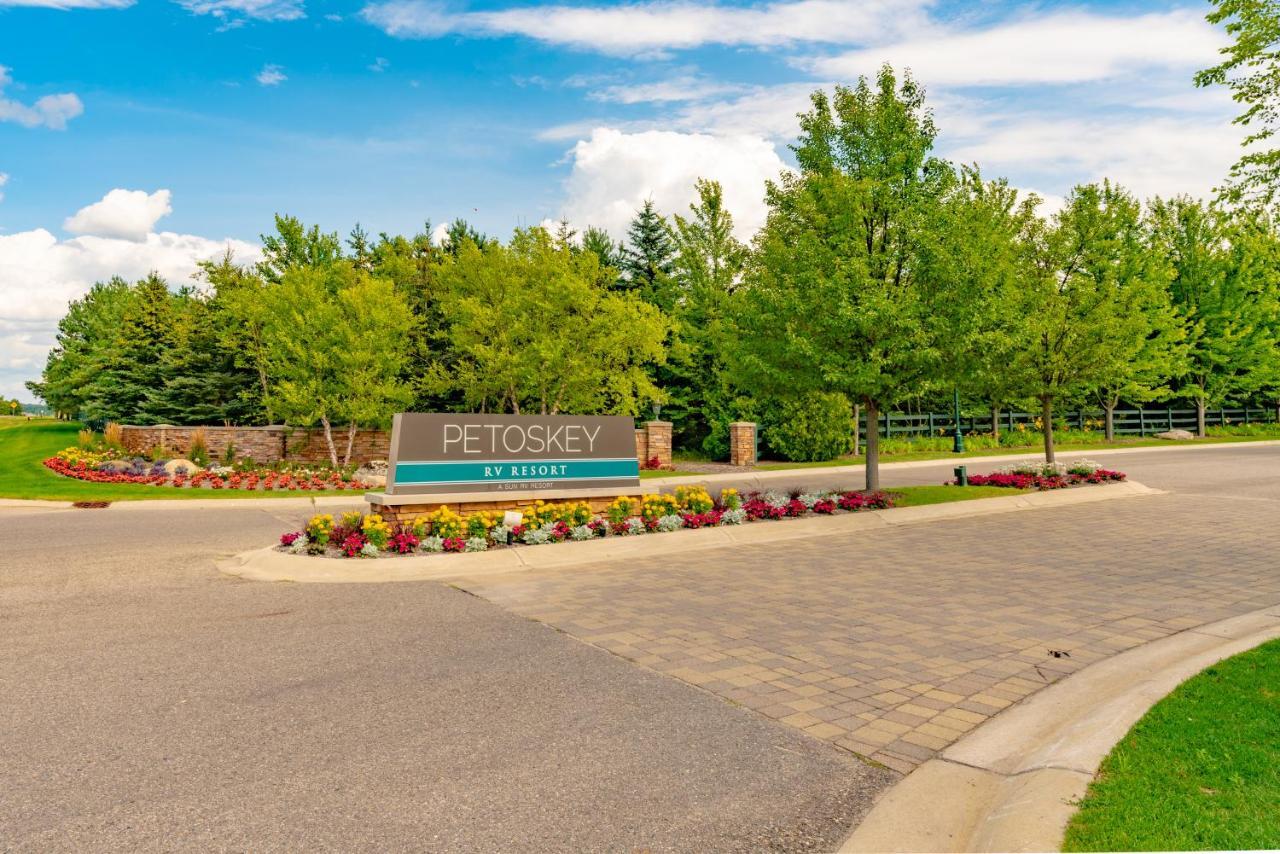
[393,457,640,486]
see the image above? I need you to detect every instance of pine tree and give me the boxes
[86,274,176,424]
[582,226,622,288]
[348,223,373,272]
[621,199,676,309]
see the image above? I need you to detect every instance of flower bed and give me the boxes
[43,448,369,492]
[954,459,1126,490]
[278,486,895,559]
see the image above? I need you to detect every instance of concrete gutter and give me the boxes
[217,480,1161,584]
[841,604,1280,853]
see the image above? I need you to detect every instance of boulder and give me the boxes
[163,458,200,476]
[99,459,132,473]
[354,467,387,488]
[1155,429,1196,440]
[365,459,389,475]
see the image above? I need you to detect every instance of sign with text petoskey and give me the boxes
[384,413,641,496]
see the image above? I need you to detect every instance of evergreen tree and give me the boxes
[348,223,373,272]
[621,199,677,309]
[581,226,622,288]
[444,218,488,255]
[666,179,748,453]
[87,274,177,424]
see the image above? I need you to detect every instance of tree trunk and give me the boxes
[319,416,339,469]
[1041,396,1056,464]
[1104,403,1115,443]
[343,422,358,468]
[864,397,880,492]
[1196,397,1207,438]
[852,402,861,456]
[991,405,1000,440]
[258,365,272,423]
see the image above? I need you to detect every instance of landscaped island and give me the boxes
[276,461,1128,560]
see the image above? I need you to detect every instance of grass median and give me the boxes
[1063,637,1280,852]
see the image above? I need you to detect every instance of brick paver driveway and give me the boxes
[454,445,1280,775]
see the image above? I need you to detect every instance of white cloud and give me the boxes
[63,189,174,242]
[0,66,83,130]
[0,0,132,7]
[0,226,261,399]
[809,10,1224,87]
[945,114,1245,204]
[588,75,745,105]
[368,57,390,72]
[362,0,929,56]
[256,64,287,86]
[176,0,304,21]
[557,127,788,240]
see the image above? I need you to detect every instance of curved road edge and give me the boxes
[841,603,1280,853]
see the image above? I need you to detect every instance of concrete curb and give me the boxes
[217,480,1161,584]
[645,439,1280,489]
[840,604,1280,853]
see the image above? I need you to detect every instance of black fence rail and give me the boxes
[862,406,1279,440]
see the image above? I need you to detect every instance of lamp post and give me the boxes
[952,388,965,453]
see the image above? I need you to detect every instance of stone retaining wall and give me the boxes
[118,425,391,466]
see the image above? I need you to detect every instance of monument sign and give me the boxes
[384,413,641,496]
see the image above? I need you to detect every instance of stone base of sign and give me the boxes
[365,486,646,525]
[729,422,757,466]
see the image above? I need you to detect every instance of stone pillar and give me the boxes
[644,421,672,468]
[635,428,649,465]
[729,421,757,466]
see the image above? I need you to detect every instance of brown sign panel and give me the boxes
[385,413,641,496]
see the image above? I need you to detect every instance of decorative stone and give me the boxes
[100,459,131,473]
[1155,429,1195,440]
[163,458,200,475]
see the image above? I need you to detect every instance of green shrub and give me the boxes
[763,392,856,462]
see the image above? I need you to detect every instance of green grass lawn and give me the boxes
[1063,637,1280,852]
[0,418,359,501]
[887,484,1029,506]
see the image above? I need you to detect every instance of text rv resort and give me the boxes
[383,414,642,496]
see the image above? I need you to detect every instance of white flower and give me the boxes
[797,493,821,509]
[289,540,308,555]
[420,536,445,553]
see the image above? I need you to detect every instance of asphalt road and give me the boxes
[0,501,890,851]
[2,442,1276,850]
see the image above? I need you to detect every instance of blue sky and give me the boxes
[0,0,1247,399]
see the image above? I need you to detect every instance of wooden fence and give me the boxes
[862,406,1278,439]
